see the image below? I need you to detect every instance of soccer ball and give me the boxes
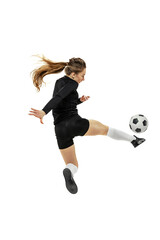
[129,114,149,133]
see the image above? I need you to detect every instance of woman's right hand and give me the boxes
[28,108,46,124]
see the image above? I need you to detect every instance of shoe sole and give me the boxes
[63,168,78,194]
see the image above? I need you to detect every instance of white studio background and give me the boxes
[0,0,160,239]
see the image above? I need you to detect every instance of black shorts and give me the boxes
[54,114,90,149]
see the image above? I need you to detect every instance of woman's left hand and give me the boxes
[80,95,90,102]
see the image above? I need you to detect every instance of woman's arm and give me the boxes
[42,81,78,114]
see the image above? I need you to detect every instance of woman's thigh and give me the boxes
[83,119,109,136]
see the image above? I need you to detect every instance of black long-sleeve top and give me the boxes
[42,75,83,125]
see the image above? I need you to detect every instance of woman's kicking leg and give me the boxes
[84,119,145,147]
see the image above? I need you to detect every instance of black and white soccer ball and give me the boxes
[129,114,149,133]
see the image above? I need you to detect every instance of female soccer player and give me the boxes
[29,55,145,194]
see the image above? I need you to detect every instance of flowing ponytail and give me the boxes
[30,54,67,92]
[30,54,86,92]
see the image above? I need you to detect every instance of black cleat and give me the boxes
[63,168,78,194]
[131,135,146,148]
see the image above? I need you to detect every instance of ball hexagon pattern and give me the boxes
[129,114,149,133]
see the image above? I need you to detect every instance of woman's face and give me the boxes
[72,68,86,84]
